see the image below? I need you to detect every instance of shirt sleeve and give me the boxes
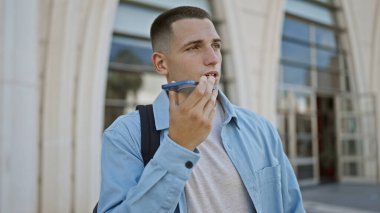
[98,124,200,213]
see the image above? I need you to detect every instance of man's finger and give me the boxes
[204,88,218,116]
[208,105,216,120]
[168,89,178,107]
[194,76,215,110]
[182,76,208,107]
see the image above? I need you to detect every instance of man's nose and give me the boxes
[203,46,219,66]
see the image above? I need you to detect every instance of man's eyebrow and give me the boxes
[181,40,203,49]
[213,38,222,43]
[181,38,222,49]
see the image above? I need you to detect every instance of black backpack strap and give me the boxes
[136,104,161,166]
[93,203,98,213]
[93,105,161,213]
[136,105,179,210]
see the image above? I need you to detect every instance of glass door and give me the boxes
[278,89,319,185]
[336,94,378,183]
[317,95,337,183]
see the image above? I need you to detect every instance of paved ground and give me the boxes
[301,183,380,213]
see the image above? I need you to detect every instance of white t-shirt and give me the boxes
[185,101,255,213]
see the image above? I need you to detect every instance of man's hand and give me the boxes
[168,76,218,151]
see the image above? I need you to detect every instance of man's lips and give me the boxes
[203,71,219,91]
[204,71,219,78]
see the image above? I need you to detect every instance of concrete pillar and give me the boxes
[39,0,80,211]
[73,1,118,211]
[339,0,379,94]
[38,0,117,212]
[0,0,39,212]
[217,0,285,124]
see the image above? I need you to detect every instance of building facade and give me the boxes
[1,0,379,212]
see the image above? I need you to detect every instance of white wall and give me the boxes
[0,0,39,212]
[0,0,118,212]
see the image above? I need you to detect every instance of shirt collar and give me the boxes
[152,90,240,131]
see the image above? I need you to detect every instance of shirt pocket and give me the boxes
[255,164,284,213]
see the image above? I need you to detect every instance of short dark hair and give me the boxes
[150,6,212,52]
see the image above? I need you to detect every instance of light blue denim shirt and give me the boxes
[98,90,305,213]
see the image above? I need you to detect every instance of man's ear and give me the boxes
[152,52,168,75]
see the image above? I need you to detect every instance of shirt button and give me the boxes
[185,161,193,169]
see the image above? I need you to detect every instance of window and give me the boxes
[278,0,352,185]
[280,0,349,92]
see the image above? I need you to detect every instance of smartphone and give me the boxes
[161,80,198,93]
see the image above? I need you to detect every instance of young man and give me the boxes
[98,6,305,213]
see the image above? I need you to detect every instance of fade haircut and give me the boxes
[150,6,212,53]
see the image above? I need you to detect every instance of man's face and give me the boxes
[165,18,222,84]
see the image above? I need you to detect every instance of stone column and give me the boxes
[217,0,285,124]
[0,0,39,212]
[38,0,117,212]
[73,1,118,212]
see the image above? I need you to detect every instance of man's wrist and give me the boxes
[167,133,197,151]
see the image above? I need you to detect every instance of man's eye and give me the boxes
[187,46,199,51]
[212,43,221,49]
